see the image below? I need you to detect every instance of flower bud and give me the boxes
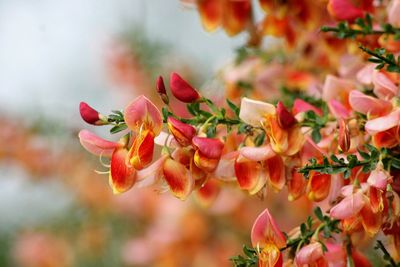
[156,76,169,104]
[167,117,196,147]
[79,102,107,125]
[170,72,201,103]
[338,119,350,152]
[276,101,296,129]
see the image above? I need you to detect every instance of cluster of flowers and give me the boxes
[79,0,400,266]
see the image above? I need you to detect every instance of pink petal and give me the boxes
[136,154,168,184]
[330,191,365,219]
[365,109,400,135]
[356,64,375,85]
[388,0,400,28]
[367,168,391,190]
[373,71,399,100]
[154,131,179,148]
[239,97,275,127]
[328,99,351,119]
[78,129,122,156]
[322,75,355,101]
[292,99,323,116]
[170,72,201,103]
[239,145,276,161]
[213,151,238,181]
[251,208,286,249]
[192,136,224,159]
[295,242,324,266]
[328,0,365,21]
[349,90,392,116]
[124,95,162,135]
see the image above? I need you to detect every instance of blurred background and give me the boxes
[0,1,309,266]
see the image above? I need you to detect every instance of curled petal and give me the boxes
[167,117,196,147]
[292,99,323,116]
[195,178,220,207]
[330,191,365,219]
[266,155,285,192]
[295,242,324,266]
[234,157,267,195]
[109,148,136,194]
[349,90,392,116]
[307,172,331,202]
[197,0,222,32]
[251,208,286,249]
[163,158,194,200]
[124,95,162,135]
[276,101,296,129]
[373,71,399,100]
[388,0,400,27]
[78,129,122,157]
[170,72,201,103]
[128,130,155,170]
[365,109,400,135]
[239,145,275,161]
[239,97,275,127]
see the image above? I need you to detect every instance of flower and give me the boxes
[79,102,107,125]
[170,72,201,103]
[251,208,286,267]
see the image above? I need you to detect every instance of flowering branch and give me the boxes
[359,45,400,73]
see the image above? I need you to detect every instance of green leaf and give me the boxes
[311,129,322,143]
[110,124,127,134]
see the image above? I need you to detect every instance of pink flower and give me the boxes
[349,90,392,117]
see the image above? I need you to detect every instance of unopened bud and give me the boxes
[156,76,169,104]
[79,102,107,125]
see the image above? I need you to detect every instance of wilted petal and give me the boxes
[124,95,162,135]
[163,158,194,200]
[170,72,201,103]
[109,148,136,194]
[365,109,400,135]
[195,178,220,207]
[373,71,399,100]
[349,90,392,116]
[292,99,323,116]
[251,208,286,249]
[167,117,196,147]
[234,157,267,194]
[79,129,122,157]
[266,155,285,192]
[128,130,155,170]
[330,191,365,219]
[239,144,275,161]
[295,242,324,266]
[239,97,275,127]
[388,0,400,27]
[307,172,331,202]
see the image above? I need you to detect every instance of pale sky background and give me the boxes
[0,0,248,230]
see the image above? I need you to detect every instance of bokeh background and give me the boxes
[0,1,309,266]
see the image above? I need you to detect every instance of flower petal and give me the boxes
[239,97,275,127]
[367,168,391,190]
[163,158,194,200]
[170,72,201,103]
[197,0,222,32]
[124,95,162,135]
[292,99,323,116]
[276,101,297,129]
[295,242,324,266]
[78,129,122,156]
[222,0,251,36]
[306,172,331,202]
[388,0,400,27]
[195,178,220,207]
[234,157,267,195]
[365,109,400,135]
[349,90,392,116]
[167,117,196,147]
[322,75,355,102]
[288,169,306,201]
[79,102,103,125]
[109,148,136,194]
[373,71,399,100]
[213,151,238,181]
[128,130,155,170]
[266,155,285,192]
[360,198,382,235]
[251,208,286,249]
[330,191,365,219]
[239,145,275,162]
[327,0,367,21]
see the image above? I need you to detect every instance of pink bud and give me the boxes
[156,76,169,104]
[79,102,105,125]
[276,101,296,129]
[170,72,200,103]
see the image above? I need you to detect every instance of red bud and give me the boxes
[276,101,297,129]
[170,72,201,103]
[79,102,105,125]
[156,76,169,104]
